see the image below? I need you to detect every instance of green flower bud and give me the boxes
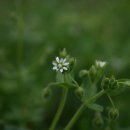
[95,60,107,68]
[60,48,68,58]
[101,77,110,90]
[109,76,119,90]
[69,57,76,71]
[110,81,118,90]
[42,87,52,98]
[79,69,88,78]
[92,113,104,128]
[75,87,84,99]
[102,76,119,91]
[109,75,115,82]
[90,65,97,75]
[108,108,119,121]
[89,65,97,82]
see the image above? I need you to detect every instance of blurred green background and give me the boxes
[0,0,130,130]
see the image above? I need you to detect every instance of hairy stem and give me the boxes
[49,88,68,130]
[64,90,105,130]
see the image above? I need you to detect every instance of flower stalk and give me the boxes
[49,88,68,130]
[64,90,106,130]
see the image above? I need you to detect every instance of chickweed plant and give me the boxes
[42,49,130,130]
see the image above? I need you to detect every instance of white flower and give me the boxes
[52,57,69,73]
[96,60,107,68]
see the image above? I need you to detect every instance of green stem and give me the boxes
[70,77,80,87]
[49,88,68,130]
[107,93,116,108]
[64,90,105,130]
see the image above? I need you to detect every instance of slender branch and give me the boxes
[71,77,80,87]
[107,93,116,108]
[49,88,68,130]
[64,90,105,130]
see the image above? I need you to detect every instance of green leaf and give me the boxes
[64,73,73,84]
[118,79,130,88]
[56,72,64,83]
[84,83,97,99]
[81,79,98,102]
[87,103,104,112]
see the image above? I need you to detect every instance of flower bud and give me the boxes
[42,87,52,98]
[95,60,107,68]
[60,48,68,58]
[109,75,115,81]
[92,113,104,128]
[90,65,97,75]
[108,108,119,121]
[110,81,118,90]
[89,65,97,82]
[69,58,76,71]
[69,57,76,65]
[75,87,84,99]
[109,76,118,90]
[101,77,110,90]
[79,69,88,78]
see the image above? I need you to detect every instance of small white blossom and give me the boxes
[52,57,69,73]
[96,60,107,68]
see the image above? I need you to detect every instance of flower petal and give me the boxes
[53,66,58,70]
[56,57,60,63]
[96,60,106,67]
[63,67,68,70]
[60,58,64,63]
[63,62,69,66]
[60,69,63,72]
[63,58,66,63]
[52,61,57,66]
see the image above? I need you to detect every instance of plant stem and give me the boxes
[64,90,105,130]
[107,93,116,108]
[49,88,68,130]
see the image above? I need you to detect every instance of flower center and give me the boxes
[58,63,62,68]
